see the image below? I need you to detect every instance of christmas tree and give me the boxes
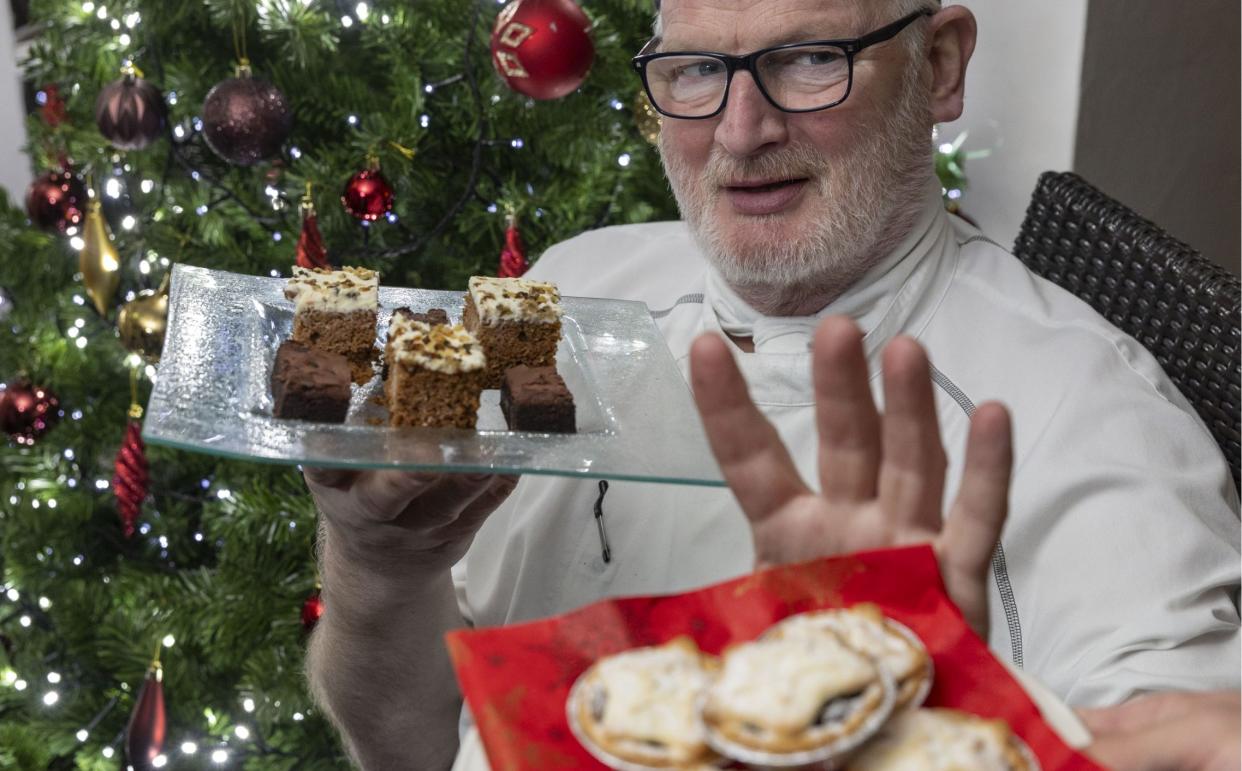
[0,0,674,767]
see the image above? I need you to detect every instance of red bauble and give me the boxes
[490,0,594,100]
[499,214,529,278]
[0,381,60,446]
[201,68,292,166]
[296,203,330,269]
[40,83,67,128]
[24,170,88,233]
[96,72,167,151]
[341,168,394,222]
[125,665,166,771]
[301,589,324,631]
[113,418,149,538]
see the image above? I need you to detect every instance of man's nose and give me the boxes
[713,71,789,158]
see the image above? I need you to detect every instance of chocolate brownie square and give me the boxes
[500,365,576,433]
[270,340,351,423]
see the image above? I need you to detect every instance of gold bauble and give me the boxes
[80,199,121,316]
[117,273,169,362]
[634,90,662,145]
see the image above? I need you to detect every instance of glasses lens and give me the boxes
[644,55,729,117]
[756,44,850,110]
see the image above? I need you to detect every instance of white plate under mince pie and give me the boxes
[766,604,934,711]
[842,707,1040,771]
[700,632,897,769]
[565,637,725,770]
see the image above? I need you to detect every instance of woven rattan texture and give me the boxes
[1014,172,1240,487]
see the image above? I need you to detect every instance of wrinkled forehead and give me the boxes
[656,0,871,51]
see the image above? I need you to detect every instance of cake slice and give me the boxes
[284,265,380,384]
[270,340,351,423]
[385,321,487,429]
[383,308,449,382]
[500,365,576,433]
[462,276,562,388]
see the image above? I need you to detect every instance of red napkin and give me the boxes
[446,545,1103,770]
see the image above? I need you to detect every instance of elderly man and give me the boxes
[305,1,1240,768]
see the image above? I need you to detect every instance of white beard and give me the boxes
[660,60,933,315]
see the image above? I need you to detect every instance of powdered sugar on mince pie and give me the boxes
[701,632,896,766]
[769,604,933,710]
[566,637,723,770]
[844,708,1038,771]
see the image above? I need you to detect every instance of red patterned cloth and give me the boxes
[447,545,1102,771]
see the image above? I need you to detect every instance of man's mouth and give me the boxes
[721,177,810,215]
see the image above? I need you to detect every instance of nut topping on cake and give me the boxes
[284,266,379,313]
[391,321,486,374]
[467,276,562,324]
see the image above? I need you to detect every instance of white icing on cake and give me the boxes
[391,321,485,374]
[468,276,561,324]
[709,634,877,733]
[592,642,711,752]
[848,709,1020,770]
[778,607,924,682]
[284,266,379,313]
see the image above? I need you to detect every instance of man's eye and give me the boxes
[675,60,724,79]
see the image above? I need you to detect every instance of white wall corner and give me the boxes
[0,0,30,207]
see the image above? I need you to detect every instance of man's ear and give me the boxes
[925,6,977,124]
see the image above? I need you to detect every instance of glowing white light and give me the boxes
[167,91,178,105]
[341,14,353,27]
[30,499,40,509]
[67,326,80,338]
[163,634,176,648]
[70,236,86,250]
[424,84,434,94]
[196,205,209,216]
[293,712,304,721]
[119,33,131,46]
[7,495,16,505]
[182,741,198,754]
[355,2,369,20]
[193,117,203,131]
[243,697,255,712]
[139,259,151,275]
[47,671,60,683]
[6,588,17,601]
[124,11,140,27]
[14,678,28,691]
[95,479,110,490]
[152,755,168,768]
[43,691,59,705]
[610,99,624,110]
[105,178,122,198]
[272,231,283,242]
[73,555,84,566]
[96,5,107,19]
[122,215,136,230]
[939,142,954,154]
[381,13,390,23]
[212,749,229,763]
[158,535,169,548]
[103,747,115,758]
[109,18,120,30]
[264,185,279,198]
[47,499,57,509]
[617,153,632,167]
[194,532,204,542]
[347,114,359,125]
[234,725,250,740]
[289,146,302,159]
[1,669,15,685]
[76,337,88,349]
[173,125,186,139]
[39,597,52,609]
[82,2,94,12]
[19,615,31,627]
[217,489,232,500]
[161,256,170,266]
[72,409,84,420]
[145,364,157,380]
[420,114,430,128]
[77,729,89,741]
[510,138,524,149]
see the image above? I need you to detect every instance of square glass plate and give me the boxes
[142,264,726,487]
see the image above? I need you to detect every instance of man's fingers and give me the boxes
[877,337,947,530]
[942,402,1012,580]
[419,473,519,531]
[811,317,882,502]
[351,470,444,521]
[690,333,811,521]
[303,466,359,491]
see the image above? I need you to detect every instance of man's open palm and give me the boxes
[689,317,1013,637]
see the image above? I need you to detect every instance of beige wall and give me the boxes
[1074,0,1240,276]
[0,1,28,205]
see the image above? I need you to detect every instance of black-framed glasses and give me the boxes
[631,9,932,120]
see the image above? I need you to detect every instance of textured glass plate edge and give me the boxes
[142,264,727,487]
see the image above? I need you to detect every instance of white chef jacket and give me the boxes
[454,180,1241,708]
